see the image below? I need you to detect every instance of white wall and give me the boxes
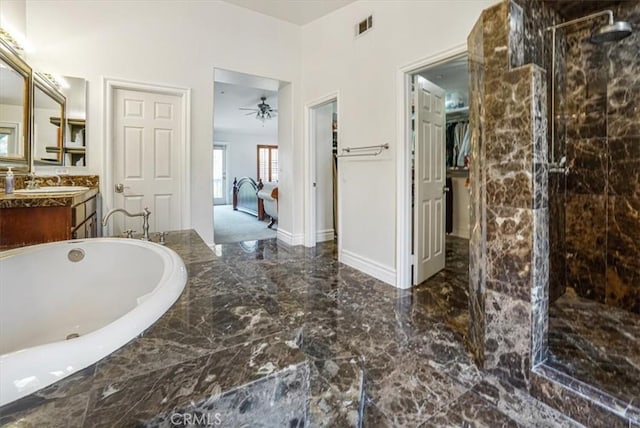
[21,0,497,281]
[214,130,278,201]
[301,0,496,281]
[0,0,26,39]
[25,0,303,246]
[315,101,335,240]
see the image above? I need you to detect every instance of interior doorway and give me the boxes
[396,48,470,288]
[104,78,191,238]
[212,144,227,205]
[410,55,470,286]
[212,69,281,244]
[305,94,340,249]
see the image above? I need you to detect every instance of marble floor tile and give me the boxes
[367,354,470,426]
[362,399,395,427]
[0,233,585,427]
[308,356,364,427]
[421,390,521,428]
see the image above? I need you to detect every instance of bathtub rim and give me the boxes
[0,238,188,407]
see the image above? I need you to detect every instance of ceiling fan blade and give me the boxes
[239,107,257,111]
[245,112,255,116]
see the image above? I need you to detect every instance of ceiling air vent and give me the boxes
[356,15,373,37]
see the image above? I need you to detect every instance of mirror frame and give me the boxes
[33,72,66,166]
[0,37,32,173]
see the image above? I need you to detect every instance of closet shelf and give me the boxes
[447,168,469,178]
[445,106,469,121]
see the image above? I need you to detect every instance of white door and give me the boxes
[413,75,446,285]
[113,88,183,236]
[314,101,336,242]
[212,145,227,205]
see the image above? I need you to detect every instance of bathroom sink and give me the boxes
[14,186,90,194]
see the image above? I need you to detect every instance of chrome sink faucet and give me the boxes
[25,173,41,190]
[102,207,151,241]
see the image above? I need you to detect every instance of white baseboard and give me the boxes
[341,249,396,287]
[316,229,335,242]
[277,229,304,246]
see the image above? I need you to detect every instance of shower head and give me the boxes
[590,20,633,44]
[547,10,633,44]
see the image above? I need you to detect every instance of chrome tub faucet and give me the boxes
[102,207,151,241]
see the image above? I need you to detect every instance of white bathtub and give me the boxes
[0,238,187,407]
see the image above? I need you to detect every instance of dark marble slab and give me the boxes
[554,0,640,317]
[468,6,486,369]
[566,137,608,195]
[565,194,607,302]
[532,366,632,428]
[548,288,640,411]
[485,206,534,302]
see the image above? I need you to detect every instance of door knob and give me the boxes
[115,183,125,193]
[443,186,450,193]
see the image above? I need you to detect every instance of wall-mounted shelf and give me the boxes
[49,117,86,166]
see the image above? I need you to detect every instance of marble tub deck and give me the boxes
[0,231,579,427]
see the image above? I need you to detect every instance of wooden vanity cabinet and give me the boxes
[0,189,99,249]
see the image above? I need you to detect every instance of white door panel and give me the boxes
[413,76,446,285]
[113,89,183,236]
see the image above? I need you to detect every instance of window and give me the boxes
[257,145,278,182]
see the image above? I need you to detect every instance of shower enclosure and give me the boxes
[545,1,639,408]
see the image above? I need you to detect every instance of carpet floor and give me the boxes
[213,204,276,244]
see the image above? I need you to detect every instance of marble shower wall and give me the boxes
[512,0,567,304]
[468,14,485,367]
[469,0,639,424]
[467,0,549,387]
[560,1,640,314]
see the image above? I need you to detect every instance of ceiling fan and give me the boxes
[240,96,277,122]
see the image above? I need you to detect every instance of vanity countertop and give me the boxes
[0,186,99,209]
[0,174,100,209]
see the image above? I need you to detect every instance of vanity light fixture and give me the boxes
[0,25,33,55]
[40,73,70,90]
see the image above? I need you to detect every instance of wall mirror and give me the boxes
[32,75,87,168]
[0,38,31,172]
[33,73,65,166]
